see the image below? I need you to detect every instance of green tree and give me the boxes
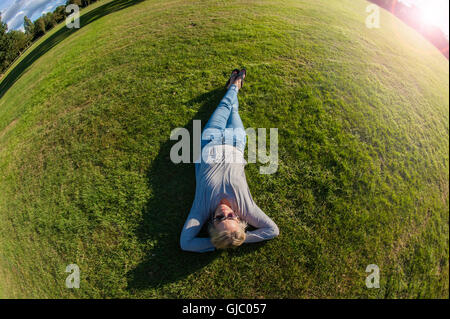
[82,0,93,7]
[43,12,56,31]
[0,13,9,71]
[24,16,34,37]
[33,17,46,40]
[53,6,67,23]
[0,13,7,34]
[6,30,28,60]
[0,14,29,73]
[66,0,83,6]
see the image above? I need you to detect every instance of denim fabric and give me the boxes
[201,84,246,153]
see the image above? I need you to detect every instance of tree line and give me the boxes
[0,0,100,76]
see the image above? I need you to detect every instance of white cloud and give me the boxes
[6,10,26,31]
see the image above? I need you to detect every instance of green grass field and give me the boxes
[0,0,448,298]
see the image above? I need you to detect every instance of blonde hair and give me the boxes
[208,220,247,249]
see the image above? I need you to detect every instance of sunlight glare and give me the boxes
[419,0,449,34]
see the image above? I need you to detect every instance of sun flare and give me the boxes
[418,0,449,33]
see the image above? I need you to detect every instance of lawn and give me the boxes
[0,0,448,298]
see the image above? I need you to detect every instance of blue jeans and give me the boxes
[201,84,246,153]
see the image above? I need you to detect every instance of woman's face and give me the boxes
[213,202,240,233]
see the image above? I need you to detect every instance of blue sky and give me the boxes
[0,0,66,31]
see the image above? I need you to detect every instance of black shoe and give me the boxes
[226,68,240,89]
[235,68,246,89]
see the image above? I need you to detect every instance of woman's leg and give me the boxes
[224,91,246,153]
[225,101,244,130]
[201,85,239,149]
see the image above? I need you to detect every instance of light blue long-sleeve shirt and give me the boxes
[180,144,279,252]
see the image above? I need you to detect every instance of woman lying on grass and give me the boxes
[180,68,279,252]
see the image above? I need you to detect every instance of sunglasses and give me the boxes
[212,212,239,223]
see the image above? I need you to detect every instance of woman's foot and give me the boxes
[226,69,240,89]
[232,68,246,91]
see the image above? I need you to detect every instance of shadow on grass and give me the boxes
[0,0,145,99]
[127,87,268,292]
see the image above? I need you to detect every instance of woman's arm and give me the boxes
[244,204,279,244]
[180,196,216,253]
